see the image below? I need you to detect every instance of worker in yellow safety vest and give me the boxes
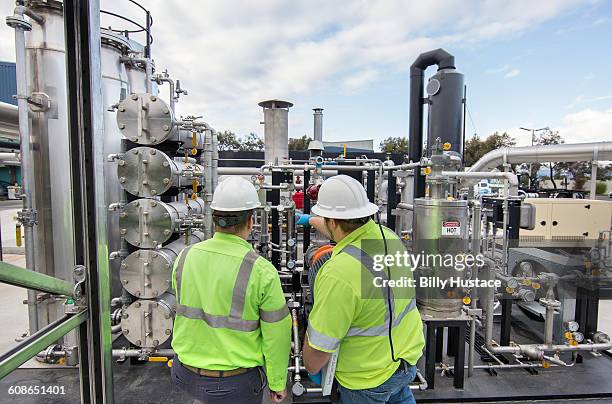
[302,175,425,404]
[171,176,291,403]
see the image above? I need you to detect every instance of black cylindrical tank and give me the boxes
[426,68,464,157]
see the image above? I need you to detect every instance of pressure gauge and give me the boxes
[573,332,585,343]
[566,321,579,332]
[507,278,519,289]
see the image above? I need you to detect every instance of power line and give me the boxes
[466,104,478,136]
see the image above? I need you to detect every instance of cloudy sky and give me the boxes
[1,0,611,149]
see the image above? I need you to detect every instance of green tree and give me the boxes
[596,182,608,195]
[289,135,312,151]
[533,130,564,189]
[380,137,409,153]
[217,130,241,151]
[463,132,516,167]
[216,131,263,151]
[240,133,264,151]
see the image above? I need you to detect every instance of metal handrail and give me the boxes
[0,310,88,379]
[0,261,75,297]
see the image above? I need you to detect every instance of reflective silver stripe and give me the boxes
[307,323,341,351]
[175,249,264,332]
[175,245,194,303]
[260,305,290,323]
[176,304,260,332]
[229,251,260,319]
[341,243,417,338]
[346,297,417,337]
[341,244,393,325]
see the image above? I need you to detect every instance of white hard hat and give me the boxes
[211,177,261,211]
[311,175,379,219]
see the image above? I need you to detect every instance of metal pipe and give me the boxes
[590,160,598,200]
[544,302,555,346]
[8,5,40,334]
[384,162,420,171]
[112,348,175,358]
[441,171,519,196]
[468,141,612,184]
[154,73,176,111]
[467,200,481,377]
[120,56,152,93]
[313,108,323,142]
[291,309,301,383]
[396,203,413,210]
[0,101,19,138]
[203,130,213,238]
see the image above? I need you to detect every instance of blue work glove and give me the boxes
[296,213,311,227]
[308,371,322,385]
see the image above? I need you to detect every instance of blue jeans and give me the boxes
[337,361,417,404]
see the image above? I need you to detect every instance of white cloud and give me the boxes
[504,68,521,78]
[0,0,589,140]
[559,107,612,143]
[567,94,612,109]
[342,69,380,92]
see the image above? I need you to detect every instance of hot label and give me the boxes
[441,221,460,236]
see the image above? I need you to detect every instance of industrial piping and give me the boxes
[409,48,461,199]
[468,141,612,173]
[7,4,44,334]
[0,101,19,138]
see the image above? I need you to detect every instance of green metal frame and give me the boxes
[0,260,75,297]
[0,310,88,379]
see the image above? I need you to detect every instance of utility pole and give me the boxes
[520,126,549,188]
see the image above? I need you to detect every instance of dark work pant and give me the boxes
[171,358,265,404]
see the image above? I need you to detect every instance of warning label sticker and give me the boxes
[441,221,460,236]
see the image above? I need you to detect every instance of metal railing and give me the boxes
[0,260,87,380]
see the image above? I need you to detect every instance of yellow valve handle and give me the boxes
[462,296,471,305]
[521,279,532,286]
[191,147,198,155]
[423,167,432,175]
[443,142,452,151]
[167,359,173,368]
[505,287,515,294]
[569,339,579,347]
[192,132,197,147]
[564,332,573,340]
[149,356,169,363]
[15,225,22,247]
[191,193,198,201]
[531,282,541,290]
[541,360,550,369]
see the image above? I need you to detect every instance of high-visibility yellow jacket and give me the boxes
[172,232,291,391]
[307,220,424,390]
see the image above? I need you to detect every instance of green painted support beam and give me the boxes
[0,261,74,297]
[0,310,88,379]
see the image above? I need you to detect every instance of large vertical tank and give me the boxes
[25,1,74,328]
[426,68,464,158]
[259,99,293,163]
[413,198,469,317]
[100,29,132,298]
